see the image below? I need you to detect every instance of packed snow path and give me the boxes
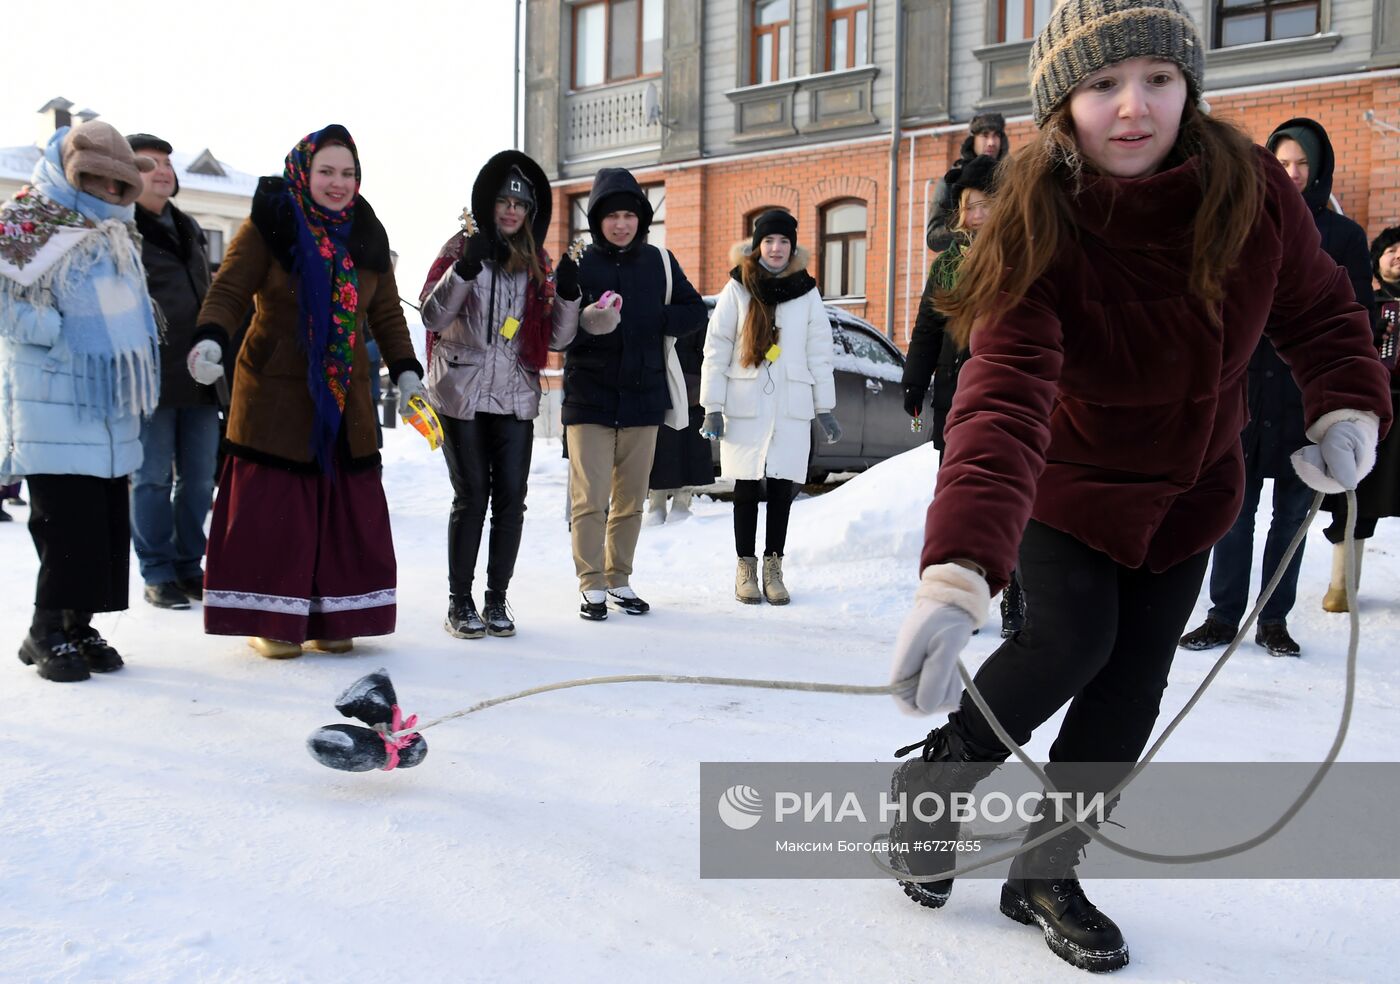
[2,429,1396,982]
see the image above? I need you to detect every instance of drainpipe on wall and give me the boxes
[513,0,523,150]
[884,0,904,341]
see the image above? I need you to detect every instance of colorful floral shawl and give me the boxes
[284,126,360,472]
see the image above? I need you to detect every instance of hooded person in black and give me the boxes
[1180,117,1375,654]
[924,112,1009,252]
[1306,224,1400,611]
[565,167,707,619]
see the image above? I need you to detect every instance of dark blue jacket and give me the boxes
[565,168,707,428]
[1247,119,1376,477]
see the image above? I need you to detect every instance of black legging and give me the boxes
[732,478,793,557]
[948,520,1209,787]
[440,411,534,597]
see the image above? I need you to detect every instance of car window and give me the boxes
[842,324,902,367]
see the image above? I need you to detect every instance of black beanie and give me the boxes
[750,209,798,252]
[496,165,535,211]
[593,190,645,220]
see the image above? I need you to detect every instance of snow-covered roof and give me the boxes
[0,142,258,198]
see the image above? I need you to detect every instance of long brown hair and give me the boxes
[738,249,781,368]
[938,99,1262,349]
[500,220,546,285]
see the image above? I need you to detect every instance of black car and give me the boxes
[701,298,924,482]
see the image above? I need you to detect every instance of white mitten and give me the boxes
[890,562,990,716]
[186,340,224,385]
[1290,412,1379,494]
[580,296,622,336]
[396,371,424,416]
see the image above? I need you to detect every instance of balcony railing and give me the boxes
[565,79,662,161]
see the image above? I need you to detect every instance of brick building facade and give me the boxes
[528,2,1400,354]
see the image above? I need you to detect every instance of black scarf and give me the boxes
[728,265,816,305]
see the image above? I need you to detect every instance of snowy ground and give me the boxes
[2,427,1397,983]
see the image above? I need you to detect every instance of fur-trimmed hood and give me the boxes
[727,240,810,275]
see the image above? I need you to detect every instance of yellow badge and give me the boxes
[501,317,521,340]
[765,343,782,363]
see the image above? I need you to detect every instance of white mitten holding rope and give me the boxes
[890,562,990,716]
[1290,411,1379,494]
[186,339,224,385]
[580,293,623,336]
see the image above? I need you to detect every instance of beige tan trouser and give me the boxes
[567,424,659,592]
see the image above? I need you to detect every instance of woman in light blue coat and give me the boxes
[0,122,161,682]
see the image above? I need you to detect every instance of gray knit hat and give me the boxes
[1028,0,1204,128]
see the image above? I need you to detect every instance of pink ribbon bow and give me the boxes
[377,704,420,771]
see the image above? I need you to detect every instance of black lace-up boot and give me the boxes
[482,590,515,637]
[1000,796,1128,973]
[888,725,1007,909]
[1000,572,1026,638]
[445,595,486,639]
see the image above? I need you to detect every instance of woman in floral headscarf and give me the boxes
[190,125,423,659]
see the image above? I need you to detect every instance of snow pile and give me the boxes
[1,426,1397,982]
[787,442,936,566]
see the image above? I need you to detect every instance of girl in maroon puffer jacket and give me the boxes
[884,1,1391,974]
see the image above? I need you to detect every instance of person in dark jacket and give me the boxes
[566,167,707,620]
[903,155,999,451]
[643,318,714,525]
[887,3,1390,973]
[1179,117,1375,656]
[127,134,218,612]
[902,156,1027,636]
[924,113,1009,252]
[1314,225,1400,610]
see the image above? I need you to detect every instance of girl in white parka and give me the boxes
[700,210,840,605]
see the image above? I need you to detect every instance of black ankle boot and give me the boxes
[64,611,123,672]
[1000,799,1128,973]
[482,590,515,637]
[445,595,486,639]
[19,608,89,682]
[888,725,1005,909]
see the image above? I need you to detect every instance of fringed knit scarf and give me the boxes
[419,230,555,371]
[0,146,160,421]
[284,127,360,473]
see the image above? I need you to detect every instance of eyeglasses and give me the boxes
[496,198,530,213]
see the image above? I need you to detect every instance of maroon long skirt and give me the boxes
[203,457,396,642]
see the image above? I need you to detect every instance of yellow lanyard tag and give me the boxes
[764,343,782,363]
[501,316,521,340]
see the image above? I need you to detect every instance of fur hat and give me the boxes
[750,208,798,252]
[968,112,1006,136]
[1028,0,1204,128]
[1373,226,1400,284]
[63,121,154,206]
[950,155,1001,199]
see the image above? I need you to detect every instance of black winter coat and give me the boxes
[566,168,707,428]
[135,202,214,408]
[1247,119,1376,477]
[1325,279,1400,521]
[902,246,968,451]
